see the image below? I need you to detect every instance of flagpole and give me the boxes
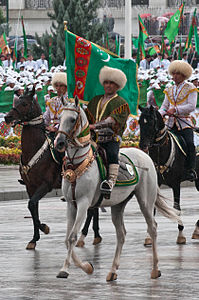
[125,0,131,59]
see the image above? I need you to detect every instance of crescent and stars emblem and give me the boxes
[174,16,180,22]
[96,49,111,62]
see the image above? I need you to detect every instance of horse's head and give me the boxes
[54,96,89,152]
[138,105,164,151]
[4,87,41,125]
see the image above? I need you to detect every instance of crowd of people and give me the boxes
[0,52,66,110]
[0,46,199,183]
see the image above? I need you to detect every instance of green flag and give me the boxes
[0,32,9,54]
[21,16,27,59]
[132,37,139,49]
[106,32,110,49]
[12,39,17,69]
[184,8,197,52]
[177,36,182,59]
[136,15,149,65]
[194,24,199,55]
[65,30,139,115]
[164,3,184,43]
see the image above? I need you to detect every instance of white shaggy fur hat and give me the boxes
[168,60,193,80]
[52,72,67,88]
[99,66,127,91]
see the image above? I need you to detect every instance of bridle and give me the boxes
[57,106,81,140]
[12,95,40,125]
[144,110,168,148]
[56,106,90,148]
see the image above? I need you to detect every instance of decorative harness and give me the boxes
[56,106,95,205]
[19,116,58,181]
[12,96,59,181]
[154,127,176,175]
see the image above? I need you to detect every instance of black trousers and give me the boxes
[172,127,196,170]
[98,141,120,164]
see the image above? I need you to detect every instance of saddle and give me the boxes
[93,145,139,187]
[169,131,187,156]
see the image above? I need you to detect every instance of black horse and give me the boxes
[139,105,199,243]
[4,88,101,249]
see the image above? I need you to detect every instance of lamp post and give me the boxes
[6,0,9,36]
[124,0,132,59]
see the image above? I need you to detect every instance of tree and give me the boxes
[0,7,7,36]
[31,0,106,66]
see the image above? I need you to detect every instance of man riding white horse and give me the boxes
[86,66,130,197]
[159,60,198,181]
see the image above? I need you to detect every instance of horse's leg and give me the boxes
[76,208,93,247]
[92,208,102,245]
[192,220,199,239]
[57,199,93,278]
[26,183,51,250]
[106,201,128,282]
[135,185,161,279]
[172,185,186,245]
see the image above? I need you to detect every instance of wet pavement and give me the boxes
[0,183,199,299]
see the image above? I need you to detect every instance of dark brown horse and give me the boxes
[5,88,62,249]
[139,105,199,244]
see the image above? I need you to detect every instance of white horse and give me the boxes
[54,97,182,281]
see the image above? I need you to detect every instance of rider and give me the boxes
[159,60,198,181]
[43,72,68,133]
[86,66,130,197]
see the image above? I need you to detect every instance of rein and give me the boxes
[57,105,94,206]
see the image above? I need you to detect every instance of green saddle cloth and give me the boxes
[94,147,139,187]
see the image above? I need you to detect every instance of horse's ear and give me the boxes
[138,105,143,112]
[61,95,67,106]
[75,95,79,107]
[149,105,154,112]
[30,86,35,97]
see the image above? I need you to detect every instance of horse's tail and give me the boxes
[155,187,183,226]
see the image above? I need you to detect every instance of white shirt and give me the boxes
[161,59,170,70]
[150,57,161,69]
[140,59,150,70]
[36,58,48,70]
[26,60,37,72]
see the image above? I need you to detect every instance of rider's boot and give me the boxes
[100,164,119,199]
[185,149,197,181]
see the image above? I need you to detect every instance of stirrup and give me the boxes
[100,180,113,199]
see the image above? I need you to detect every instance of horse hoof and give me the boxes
[84,262,94,274]
[176,236,186,244]
[56,271,69,278]
[76,240,85,247]
[144,237,152,247]
[93,236,102,245]
[40,223,50,235]
[151,269,161,279]
[26,242,36,250]
[192,232,199,239]
[106,272,117,282]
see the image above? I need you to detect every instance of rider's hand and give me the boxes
[167,107,176,115]
[89,124,95,130]
[46,126,57,132]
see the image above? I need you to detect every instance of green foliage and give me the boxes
[0,8,6,24]
[0,7,7,36]
[31,0,106,66]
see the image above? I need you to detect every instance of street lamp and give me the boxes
[6,0,8,36]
